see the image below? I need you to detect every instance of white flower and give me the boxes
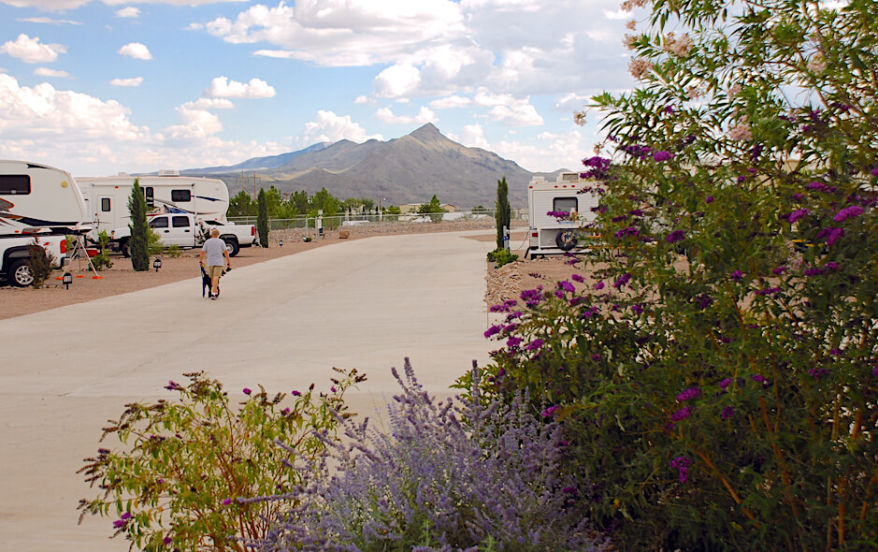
[626,20,637,31]
[574,112,587,126]
[629,58,654,80]
[623,34,637,50]
[728,84,743,98]
[808,52,827,73]
[728,119,752,141]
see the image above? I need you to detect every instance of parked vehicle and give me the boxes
[0,234,68,287]
[526,172,601,257]
[77,171,230,244]
[0,160,91,236]
[110,213,257,257]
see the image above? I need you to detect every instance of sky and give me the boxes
[0,0,640,178]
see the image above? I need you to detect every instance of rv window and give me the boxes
[149,217,169,228]
[172,216,190,228]
[171,189,191,202]
[0,175,31,195]
[101,198,111,212]
[144,186,154,207]
[553,197,578,214]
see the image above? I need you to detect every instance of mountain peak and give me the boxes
[409,122,444,142]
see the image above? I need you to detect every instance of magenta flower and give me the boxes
[242,387,252,395]
[773,266,787,275]
[671,406,692,422]
[670,455,690,483]
[653,150,674,162]
[591,354,601,361]
[824,261,839,271]
[719,378,732,390]
[871,168,878,177]
[824,227,844,245]
[676,387,701,402]
[730,270,743,281]
[222,498,232,506]
[541,405,560,418]
[164,380,179,391]
[721,406,735,420]
[571,274,584,283]
[557,280,575,293]
[594,281,604,290]
[631,304,644,315]
[804,266,824,277]
[484,325,502,338]
[506,336,522,349]
[807,181,828,192]
[666,229,686,243]
[833,205,864,222]
[613,272,632,289]
[292,390,301,396]
[788,208,809,223]
[526,338,545,351]
[163,536,173,545]
[751,374,767,385]
[331,386,337,393]
[706,195,714,203]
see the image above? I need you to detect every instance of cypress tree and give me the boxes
[495,176,511,250]
[128,179,149,271]
[256,188,269,247]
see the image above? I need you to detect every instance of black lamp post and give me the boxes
[279,239,283,247]
[62,272,72,290]
[153,257,162,272]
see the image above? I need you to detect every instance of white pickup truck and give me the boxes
[111,213,258,257]
[0,234,68,287]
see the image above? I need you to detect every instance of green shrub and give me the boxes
[473,1,878,550]
[77,368,365,551]
[27,238,54,288]
[92,231,113,271]
[165,244,182,258]
[486,248,518,268]
[128,179,150,271]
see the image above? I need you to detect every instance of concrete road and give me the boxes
[0,231,494,551]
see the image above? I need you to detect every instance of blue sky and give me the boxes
[0,0,639,178]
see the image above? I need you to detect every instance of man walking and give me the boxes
[199,228,230,300]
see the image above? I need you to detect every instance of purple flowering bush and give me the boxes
[475,1,877,550]
[259,359,606,552]
[78,369,364,552]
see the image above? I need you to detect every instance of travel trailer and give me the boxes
[0,160,91,236]
[77,172,230,241]
[526,172,601,257]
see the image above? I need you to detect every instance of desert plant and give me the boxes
[91,231,114,271]
[472,0,878,550]
[257,188,269,247]
[486,247,518,268]
[495,177,511,250]
[165,244,182,258]
[77,368,365,552]
[260,360,606,552]
[128,179,149,271]
[27,238,54,288]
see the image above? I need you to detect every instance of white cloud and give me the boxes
[1,0,89,10]
[493,129,590,172]
[472,87,544,126]
[115,7,140,18]
[110,77,144,87]
[34,67,69,78]
[354,95,372,105]
[448,124,491,150]
[604,9,632,20]
[554,92,590,112]
[0,34,66,64]
[18,17,81,25]
[430,95,472,110]
[118,42,152,60]
[164,103,223,142]
[374,64,421,98]
[301,110,382,145]
[201,0,466,67]
[203,76,276,99]
[0,73,149,142]
[376,106,437,126]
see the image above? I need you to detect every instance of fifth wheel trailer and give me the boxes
[0,160,90,236]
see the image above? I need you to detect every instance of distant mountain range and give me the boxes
[180,123,569,208]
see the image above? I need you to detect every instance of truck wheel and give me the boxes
[8,259,35,287]
[223,238,240,257]
[119,239,130,258]
[556,230,578,252]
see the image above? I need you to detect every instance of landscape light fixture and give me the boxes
[62,272,72,290]
[279,239,283,247]
[153,257,162,272]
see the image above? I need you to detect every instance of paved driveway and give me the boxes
[0,231,493,551]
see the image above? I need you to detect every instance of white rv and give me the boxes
[77,172,230,241]
[0,160,90,236]
[526,172,601,257]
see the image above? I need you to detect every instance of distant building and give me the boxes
[399,202,455,213]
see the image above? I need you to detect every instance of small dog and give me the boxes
[201,265,230,299]
[201,265,220,299]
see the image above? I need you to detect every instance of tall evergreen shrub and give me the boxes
[128,179,149,271]
[256,188,269,247]
[495,176,511,250]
